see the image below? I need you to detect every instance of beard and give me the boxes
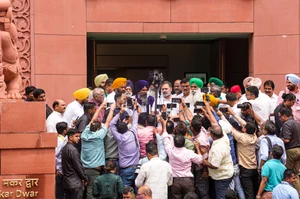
[148,89,155,98]
[163,91,171,98]
[174,89,182,95]
[140,94,148,105]
[125,92,132,98]
[288,85,296,91]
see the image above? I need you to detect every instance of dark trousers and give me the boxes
[214,177,233,199]
[65,187,83,199]
[84,169,100,199]
[194,169,211,199]
[56,175,65,199]
[170,177,194,199]
[239,166,259,199]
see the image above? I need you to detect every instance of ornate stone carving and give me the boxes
[12,0,30,96]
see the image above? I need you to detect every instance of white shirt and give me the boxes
[56,134,67,174]
[247,92,272,122]
[172,93,183,98]
[46,111,66,133]
[270,93,278,113]
[135,157,173,199]
[152,96,178,116]
[106,91,116,103]
[63,100,84,127]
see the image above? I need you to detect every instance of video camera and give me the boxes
[237,102,251,109]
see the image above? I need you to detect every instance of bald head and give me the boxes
[138,185,152,198]
[211,125,223,140]
[52,99,66,114]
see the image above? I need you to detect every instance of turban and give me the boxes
[250,78,262,89]
[285,74,300,85]
[230,85,241,93]
[94,74,108,87]
[190,78,204,88]
[112,77,127,89]
[73,88,91,100]
[203,94,219,107]
[209,77,223,87]
[243,77,253,88]
[126,80,134,91]
[135,80,149,93]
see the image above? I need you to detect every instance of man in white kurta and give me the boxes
[135,141,172,199]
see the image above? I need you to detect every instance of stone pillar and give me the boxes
[0,101,56,198]
[251,0,300,94]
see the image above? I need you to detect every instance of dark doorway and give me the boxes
[87,34,249,89]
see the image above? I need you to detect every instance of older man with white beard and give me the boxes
[133,80,155,113]
[186,78,204,113]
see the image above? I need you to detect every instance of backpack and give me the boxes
[99,174,118,199]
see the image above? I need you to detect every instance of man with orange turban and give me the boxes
[106,77,127,103]
[64,88,91,127]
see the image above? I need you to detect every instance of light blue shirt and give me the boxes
[81,125,108,168]
[261,159,286,191]
[259,134,286,167]
[140,133,167,164]
[272,181,299,199]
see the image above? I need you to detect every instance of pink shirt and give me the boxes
[137,126,155,157]
[162,132,204,177]
[194,127,210,147]
[277,89,300,123]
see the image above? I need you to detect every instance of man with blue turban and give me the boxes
[134,80,154,113]
[277,74,300,124]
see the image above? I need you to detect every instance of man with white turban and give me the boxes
[277,74,300,123]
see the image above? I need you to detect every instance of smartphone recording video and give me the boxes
[172,98,182,103]
[127,98,133,109]
[167,103,176,109]
[195,101,205,106]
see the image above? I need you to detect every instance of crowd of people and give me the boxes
[25,72,300,199]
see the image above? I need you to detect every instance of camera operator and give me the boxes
[237,102,262,135]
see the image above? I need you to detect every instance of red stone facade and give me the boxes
[12,0,299,103]
[0,101,56,198]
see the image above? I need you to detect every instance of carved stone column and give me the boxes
[11,0,30,94]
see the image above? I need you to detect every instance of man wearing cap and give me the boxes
[106,77,127,103]
[230,85,243,101]
[209,77,226,100]
[240,77,254,103]
[188,78,204,113]
[134,80,154,113]
[64,88,91,127]
[277,74,300,123]
[94,74,108,89]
